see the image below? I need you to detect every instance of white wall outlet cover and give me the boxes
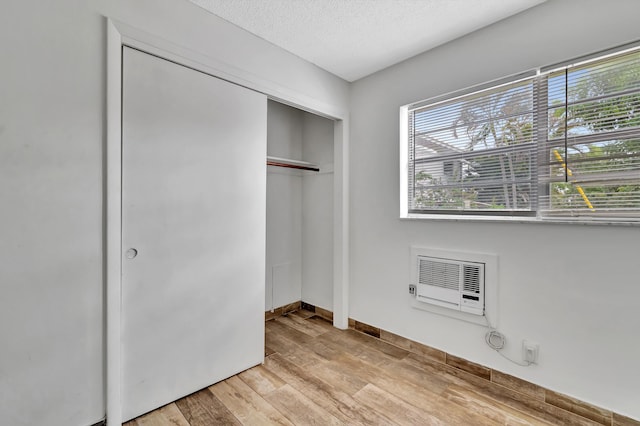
[522,340,539,364]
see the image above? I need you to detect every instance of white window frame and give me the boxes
[401,42,640,226]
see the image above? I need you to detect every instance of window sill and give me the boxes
[401,213,640,227]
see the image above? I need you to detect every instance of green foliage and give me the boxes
[449,84,534,210]
[550,54,640,210]
[571,58,640,132]
[553,138,640,210]
[414,171,471,209]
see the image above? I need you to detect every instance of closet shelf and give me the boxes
[266,156,320,172]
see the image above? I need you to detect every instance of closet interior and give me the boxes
[266,100,334,315]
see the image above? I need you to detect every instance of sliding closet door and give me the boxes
[121,47,266,421]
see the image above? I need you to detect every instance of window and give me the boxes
[402,45,640,223]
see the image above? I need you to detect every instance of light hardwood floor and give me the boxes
[124,310,618,426]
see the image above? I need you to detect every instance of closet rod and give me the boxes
[266,156,320,172]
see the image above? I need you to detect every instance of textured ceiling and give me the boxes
[189,0,546,82]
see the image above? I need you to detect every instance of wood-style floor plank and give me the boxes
[209,376,294,426]
[264,344,277,357]
[341,328,411,359]
[316,327,407,366]
[124,403,189,426]
[304,315,339,332]
[237,364,286,396]
[309,358,369,396]
[404,352,602,426]
[266,318,315,344]
[263,384,344,425]
[266,319,341,361]
[381,354,454,395]
[442,384,552,426]
[354,383,445,426]
[273,313,328,337]
[325,351,499,426]
[290,308,316,319]
[174,388,241,426]
[263,353,397,425]
[264,327,325,367]
[125,310,618,426]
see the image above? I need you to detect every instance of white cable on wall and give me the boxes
[483,313,532,367]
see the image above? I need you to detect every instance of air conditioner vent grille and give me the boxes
[418,259,459,290]
[413,252,486,317]
[463,264,481,294]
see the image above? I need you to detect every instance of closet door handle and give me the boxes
[125,248,138,259]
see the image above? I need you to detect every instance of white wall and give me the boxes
[0,2,105,425]
[0,1,348,424]
[349,0,640,419]
[266,101,304,309]
[302,113,335,310]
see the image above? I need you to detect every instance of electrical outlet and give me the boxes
[522,340,539,364]
[409,284,416,295]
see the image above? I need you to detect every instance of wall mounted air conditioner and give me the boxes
[414,255,485,316]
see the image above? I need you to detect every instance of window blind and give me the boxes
[405,44,640,222]
[540,50,640,218]
[409,77,539,215]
